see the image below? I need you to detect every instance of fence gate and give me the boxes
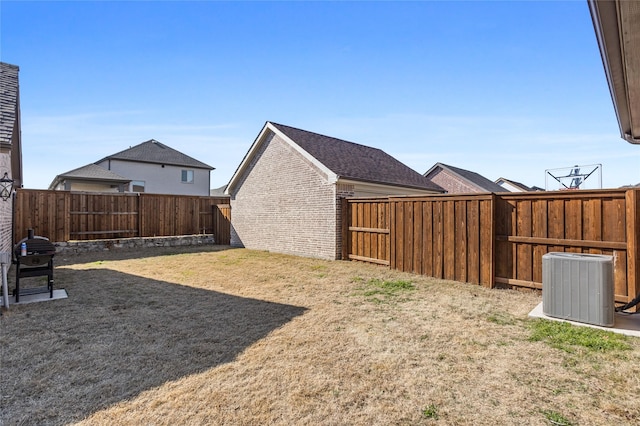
[213,204,231,245]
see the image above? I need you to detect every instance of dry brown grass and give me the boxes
[1,246,639,425]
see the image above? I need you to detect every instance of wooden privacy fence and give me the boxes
[13,189,231,244]
[342,189,640,305]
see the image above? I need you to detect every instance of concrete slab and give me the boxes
[529,302,640,338]
[1,289,68,307]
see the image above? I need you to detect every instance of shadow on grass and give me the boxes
[0,265,307,425]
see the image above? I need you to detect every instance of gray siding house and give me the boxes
[48,163,131,192]
[226,122,443,260]
[96,140,213,195]
[50,139,214,196]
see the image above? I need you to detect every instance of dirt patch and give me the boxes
[1,246,639,425]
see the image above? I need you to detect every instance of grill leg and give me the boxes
[15,260,20,303]
[1,263,9,310]
[48,260,54,298]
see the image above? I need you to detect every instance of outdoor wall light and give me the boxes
[0,172,15,201]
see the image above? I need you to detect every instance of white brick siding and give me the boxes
[230,132,339,260]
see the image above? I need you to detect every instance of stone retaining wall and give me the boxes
[54,234,216,255]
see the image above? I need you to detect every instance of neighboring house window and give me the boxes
[181,170,194,184]
[132,181,145,192]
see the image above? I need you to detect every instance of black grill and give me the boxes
[13,229,56,302]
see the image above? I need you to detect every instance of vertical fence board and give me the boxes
[433,201,444,279]
[389,200,397,269]
[414,201,423,275]
[370,203,378,261]
[443,201,455,280]
[454,201,467,282]
[532,199,547,283]
[583,198,603,253]
[396,201,405,271]
[341,198,349,260]
[626,190,640,307]
[357,203,364,259]
[467,200,480,285]
[14,190,229,244]
[516,199,533,282]
[364,203,371,260]
[602,197,625,242]
[404,201,413,273]
[494,197,512,281]
[343,190,636,304]
[480,197,494,287]
[380,202,386,262]
[422,201,433,277]
[213,204,231,245]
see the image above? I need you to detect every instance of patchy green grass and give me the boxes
[529,319,631,353]
[352,278,416,303]
[541,409,574,425]
[4,247,640,426]
[422,404,439,420]
[487,311,519,326]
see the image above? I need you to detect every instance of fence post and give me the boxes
[489,193,496,288]
[137,193,143,237]
[63,191,71,241]
[626,189,639,309]
[389,198,397,270]
[340,197,349,261]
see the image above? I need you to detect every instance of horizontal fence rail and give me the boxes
[13,189,231,244]
[342,189,640,306]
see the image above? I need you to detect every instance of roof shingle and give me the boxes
[48,164,131,190]
[97,139,214,170]
[271,123,443,192]
[426,163,504,193]
[0,62,19,146]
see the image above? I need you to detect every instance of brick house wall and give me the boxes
[230,131,340,260]
[0,152,12,253]
[427,168,480,194]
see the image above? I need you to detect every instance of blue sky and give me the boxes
[1,0,639,191]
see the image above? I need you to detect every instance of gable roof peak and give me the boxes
[97,139,213,170]
[230,121,443,192]
[268,122,382,152]
[425,162,504,193]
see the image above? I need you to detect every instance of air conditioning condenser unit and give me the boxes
[542,252,614,327]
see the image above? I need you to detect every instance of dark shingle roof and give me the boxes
[98,139,214,170]
[0,62,19,145]
[58,164,130,181]
[210,185,229,196]
[427,163,505,193]
[495,177,533,192]
[48,164,131,189]
[271,123,443,192]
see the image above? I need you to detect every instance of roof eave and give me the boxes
[99,158,214,170]
[50,176,131,188]
[588,0,640,144]
[226,122,339,194]
[226,122,273,194]
[338,177,444,193]
[425,163,489,193]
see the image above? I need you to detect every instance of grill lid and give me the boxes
[14,237,56,257]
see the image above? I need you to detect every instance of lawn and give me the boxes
[1,246,639,425]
